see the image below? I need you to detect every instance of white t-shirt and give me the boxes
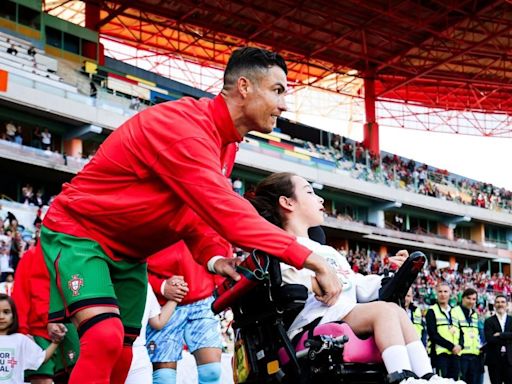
[0,282,14,296]
[133,286,161,348]
[0,254,13,273]
[127,285,162,378]
[41,132,51,145]
[0,333,45,383]
[282,237,383,339]
[5,123,16,137]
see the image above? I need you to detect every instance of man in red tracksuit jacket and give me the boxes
[12,245,79,384]
[147,241,224,383]
[40,47,341,383]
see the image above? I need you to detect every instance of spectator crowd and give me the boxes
[329,135,512,213]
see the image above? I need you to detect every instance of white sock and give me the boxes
[381,345,412,374]
[406,340,433,378]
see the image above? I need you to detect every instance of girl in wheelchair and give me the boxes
[248,172,464,384]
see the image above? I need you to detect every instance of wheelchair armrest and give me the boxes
[378,251,426,306]
[273,284,308,309]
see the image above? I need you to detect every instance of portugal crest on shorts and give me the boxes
[68,350,76,361]
[68,274,84,296]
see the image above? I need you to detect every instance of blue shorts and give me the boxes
[146,296,222,362]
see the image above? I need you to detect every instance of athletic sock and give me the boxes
[406,340,433,378]
[153,368,177,384]
[110,345,133,384]
[69,317,124,383]
[197,362,222,384]
[382,345,412,374]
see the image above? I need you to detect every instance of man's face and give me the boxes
[462,293,477,310]
[436,285,451,305]
[495,296,508,314]
[243,66,287,134]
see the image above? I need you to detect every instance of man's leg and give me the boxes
[504,362,512,384]
[460,355,469,381]
[41,226,125,384]
[185,297,223,384]
[435,354,450,378]
[487,364,501,384]
[467,355,481,384]
[110,261,148,384]
[448,355,461,380]
[71,312,124,383]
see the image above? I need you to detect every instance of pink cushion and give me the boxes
[278,322,382,365]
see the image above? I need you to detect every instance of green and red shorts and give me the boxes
[40,225,147,342]
[25,325,79,380]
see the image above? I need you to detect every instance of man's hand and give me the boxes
[163,276,189,303]
[213,258,242,281]
[47,323,67,342]
[389,249,409,268]
[303,253,341,306]
[311,277,323,298]
[452,344,462,354]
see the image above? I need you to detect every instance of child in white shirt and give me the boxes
[0,294,61,383]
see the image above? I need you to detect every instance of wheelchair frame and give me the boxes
[214,251,426,384]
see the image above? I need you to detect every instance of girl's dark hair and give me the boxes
[247,172,296,228]
[0,293,18,334]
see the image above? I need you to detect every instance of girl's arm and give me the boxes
[43,341,61,363]
[148,300,178,331]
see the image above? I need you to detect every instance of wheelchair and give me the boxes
[212,249,427,384]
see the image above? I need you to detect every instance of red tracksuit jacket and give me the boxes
[43,95,311,268]
[12,246,50,339]
[148,241,223,306]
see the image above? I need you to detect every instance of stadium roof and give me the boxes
[46,0,512,134]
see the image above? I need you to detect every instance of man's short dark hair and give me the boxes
[462,288,477,298]
[223,47,287,88]
[495,294,508,302]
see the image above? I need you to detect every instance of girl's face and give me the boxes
[0,300,13,334]
[289,176,325,227]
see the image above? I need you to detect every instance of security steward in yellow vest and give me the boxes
[455,288,481,384]
[405,288,426,345]
[426,282,462,380]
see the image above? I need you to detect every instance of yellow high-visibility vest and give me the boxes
[452,305,480,356]
[411,306,424,339]
[430,304,462,356]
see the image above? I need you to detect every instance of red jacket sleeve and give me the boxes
[149,137,311,269]
[174,209,233,266]
[148,273,167,304]
[12,250,33,335]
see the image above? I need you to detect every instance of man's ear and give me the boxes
[278,195,294,212]
[237,76,250,99]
